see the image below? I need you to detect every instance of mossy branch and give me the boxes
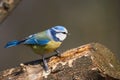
[0,43,120,80]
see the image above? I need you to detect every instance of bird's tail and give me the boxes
[5,40,25,48]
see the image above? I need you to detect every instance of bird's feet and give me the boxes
[55,50,61,57]
[42,56,49,72]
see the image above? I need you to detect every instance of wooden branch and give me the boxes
[0,0,22,23]
[0,43,120,80]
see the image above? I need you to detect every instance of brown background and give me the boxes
[0,0,120,71]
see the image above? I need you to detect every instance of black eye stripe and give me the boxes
[56,32,66,34]
[62,32,66,34]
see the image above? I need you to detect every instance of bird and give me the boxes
[5,25,68,71]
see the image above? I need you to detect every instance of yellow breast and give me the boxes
[29,40,62,55]
[45,40,61,51]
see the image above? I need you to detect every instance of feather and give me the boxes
[24,38,50,45]
[23,32,50,45]
[5,40,25,48]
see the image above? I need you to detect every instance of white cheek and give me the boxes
[56,33,67,41]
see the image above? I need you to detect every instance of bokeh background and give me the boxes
[0,0,120,71]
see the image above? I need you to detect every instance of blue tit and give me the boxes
[5,25,68,71]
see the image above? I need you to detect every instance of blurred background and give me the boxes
[0,0,120,71]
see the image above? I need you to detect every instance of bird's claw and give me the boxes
[55,50,61,57]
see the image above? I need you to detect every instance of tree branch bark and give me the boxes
[0,0,22,23]
[0,43,120,80]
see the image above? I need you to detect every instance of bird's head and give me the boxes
[49,26,68,42]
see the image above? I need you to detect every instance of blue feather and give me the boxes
[5,40,24,48]
[24,38,37,44]
[36,39,50,45]
[50,29,59,41]
[24,38,50,45]
[23,34,50,45]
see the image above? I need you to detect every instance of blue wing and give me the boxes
[24,34,50,45]
[5,32,50,48]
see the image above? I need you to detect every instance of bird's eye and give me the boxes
[62,32,66,34]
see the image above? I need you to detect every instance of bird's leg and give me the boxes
[42,56,49,72]
[55,50,61,57]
